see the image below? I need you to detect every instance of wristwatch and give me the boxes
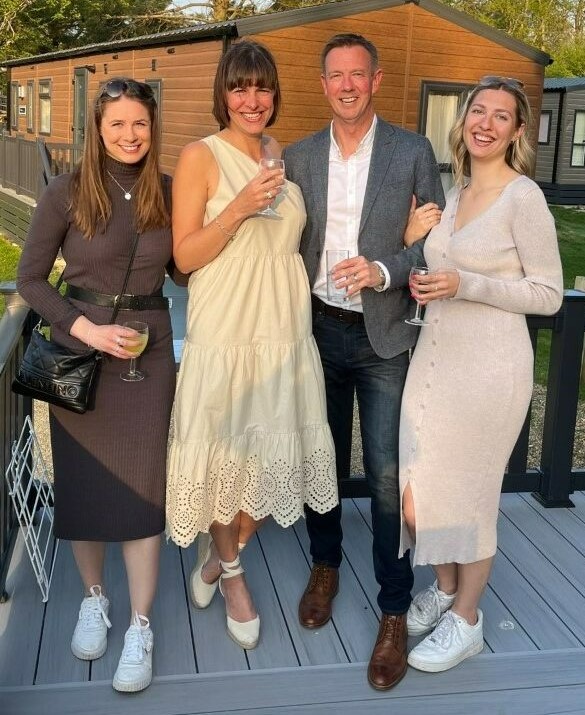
[376,264,386,289]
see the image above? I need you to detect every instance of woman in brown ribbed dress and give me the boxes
[17,79,178,693]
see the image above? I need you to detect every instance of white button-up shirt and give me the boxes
[313,115,389,312]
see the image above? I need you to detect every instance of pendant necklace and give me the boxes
[107,170,139,200]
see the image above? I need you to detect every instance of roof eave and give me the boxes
[0,23,237,68]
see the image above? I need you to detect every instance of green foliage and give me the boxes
[441,0,585,76]
[0,0,182,64]
[547,39,585,76]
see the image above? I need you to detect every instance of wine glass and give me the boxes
[256,158,285,218]
[405,267,429,326]
[120,321,149,382]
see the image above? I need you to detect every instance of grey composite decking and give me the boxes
[1,492,585,714]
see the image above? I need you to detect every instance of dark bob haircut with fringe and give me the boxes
[213,40,281,128]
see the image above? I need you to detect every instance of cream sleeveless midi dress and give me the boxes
[166,135,338,548]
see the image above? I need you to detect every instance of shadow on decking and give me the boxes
[2,494,585,714]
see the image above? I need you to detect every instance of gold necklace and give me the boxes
[107,170,139,201]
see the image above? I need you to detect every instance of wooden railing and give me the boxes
[0,285,33,600]
[0,134,83,202]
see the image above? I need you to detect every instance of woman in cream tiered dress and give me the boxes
[167,40,337,649]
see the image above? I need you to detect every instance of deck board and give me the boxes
[2,493,585,714]
[0,535,45,686]
[35,540,89,685]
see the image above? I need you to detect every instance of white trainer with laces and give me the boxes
[71,585,112,660]
[407,581,456,636]
[408,609,484,672]
[113,613,154,693]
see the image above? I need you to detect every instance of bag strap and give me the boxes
[109,232,140,325]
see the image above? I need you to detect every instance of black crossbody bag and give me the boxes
[12,233,141,414]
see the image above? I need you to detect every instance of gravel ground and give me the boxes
[33,383,584,482]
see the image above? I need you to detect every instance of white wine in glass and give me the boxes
[256,158,285,218]
[120,320,148,382]
[405,267,429,326]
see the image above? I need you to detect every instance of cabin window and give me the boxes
[538,111,552,145]
[419,82,471,193]
[10,82,19,130]
[27,80,34,132]
[570,111,585,167]
[145,79,163,127]
[39,79,51,135]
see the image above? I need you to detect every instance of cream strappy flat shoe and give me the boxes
[219,556,260,649]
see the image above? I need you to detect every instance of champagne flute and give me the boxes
[120,320,149,382]
[256,158,285,218]
[405,267,429,326]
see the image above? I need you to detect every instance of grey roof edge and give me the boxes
[544,77,585,90]
[2,0,550,69]
[1,22,237,68]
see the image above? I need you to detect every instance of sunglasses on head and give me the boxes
[479,75,524,90]
[99,79,154,100]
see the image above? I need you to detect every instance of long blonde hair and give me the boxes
[449,76,535,187]
[70,78,169,238]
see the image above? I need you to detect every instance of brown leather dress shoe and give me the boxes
[367,613,408,690]
[298,565,339,628]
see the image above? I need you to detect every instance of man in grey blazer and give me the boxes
[283,33,444,690]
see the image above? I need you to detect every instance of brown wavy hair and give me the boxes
[213,40,281,129]
[449,76,535,187]
[70,78,169,239]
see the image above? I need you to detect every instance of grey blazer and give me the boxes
[283,118,445,359]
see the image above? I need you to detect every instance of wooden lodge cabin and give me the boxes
[536,77,585,205]
[2,0,550,191]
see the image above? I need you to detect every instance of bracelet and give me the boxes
[214,217,237,240]
[86,326,93,348]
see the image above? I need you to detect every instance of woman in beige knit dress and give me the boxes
[398,77,563,672]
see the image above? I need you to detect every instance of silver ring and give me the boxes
[266,190,272,200]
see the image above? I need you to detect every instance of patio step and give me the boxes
[2,648,585,715]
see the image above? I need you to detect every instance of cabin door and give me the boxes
[73,68,88,146]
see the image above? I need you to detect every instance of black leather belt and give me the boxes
[311,294,364,324]
[65,284,169,311]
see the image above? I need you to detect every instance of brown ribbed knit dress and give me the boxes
[17,158,176,541]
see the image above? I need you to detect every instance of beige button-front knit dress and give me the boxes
[399,176,564,566]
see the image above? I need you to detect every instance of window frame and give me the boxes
[27,80,35,133]
[10,81,19,130]
[418,81,472,172]
[538,110,552,145]
[38,78,52,136]
[570,109,585,168]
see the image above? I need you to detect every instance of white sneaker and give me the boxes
[408,609,484,672]
[407,581,456,636]
[113,614,154,693]
[71,585,112,660]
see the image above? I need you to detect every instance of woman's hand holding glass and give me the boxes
[409,269,460,305]
[230,163,285,220]
[404,197,442,248]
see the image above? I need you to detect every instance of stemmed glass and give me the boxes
[405,267,429,326]
[120,320,149,382]
[256,158,285,218]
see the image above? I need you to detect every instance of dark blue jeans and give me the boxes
[307,309,414,615]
